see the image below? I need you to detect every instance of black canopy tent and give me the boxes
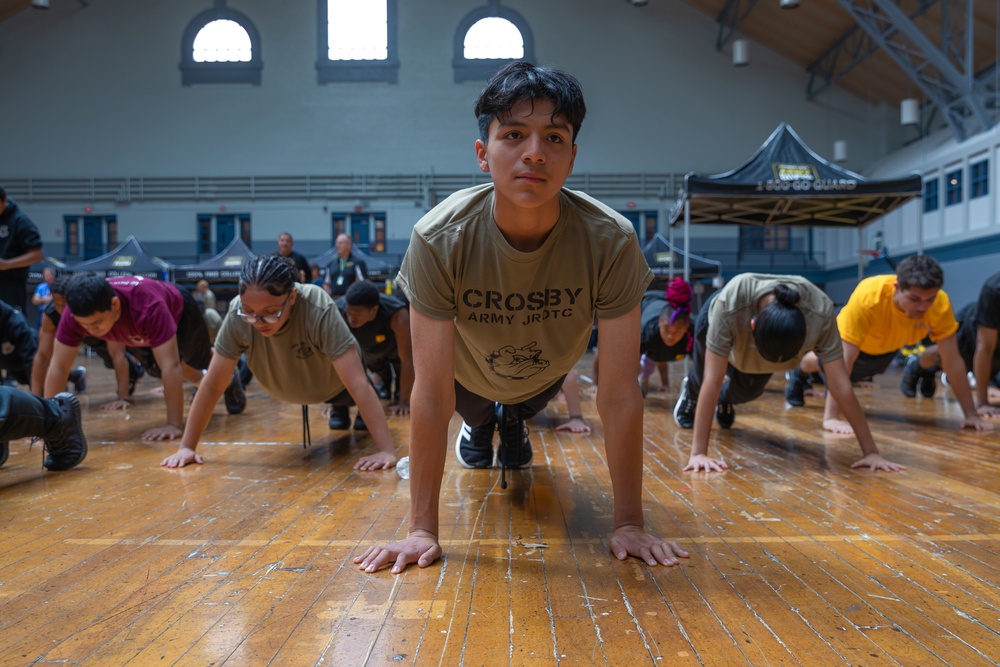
[175,237,257,282]
[27,256,72,285]
[669,123,922,281]
[69,235,175,281]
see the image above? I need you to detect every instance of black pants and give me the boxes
[0,386,61,442]
[0,281,27,315]
[688,294,771,406]
[455,376,567,428]
[127,288,213,377]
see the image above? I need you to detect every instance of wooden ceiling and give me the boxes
[679,0,999,106]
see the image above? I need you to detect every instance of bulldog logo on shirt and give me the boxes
[486,341,549,380]
[0,226,8,239]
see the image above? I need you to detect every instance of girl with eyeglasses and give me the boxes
[160,254,398,471]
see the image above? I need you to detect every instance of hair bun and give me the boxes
[772,283,801,308]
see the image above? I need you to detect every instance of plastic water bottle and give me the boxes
[396,456,410,479]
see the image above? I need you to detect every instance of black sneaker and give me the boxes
[919,370,937,398]
[784,368,806,407]
[496,404,532,469]
[716,401,735,429]
[0,440,8,467]
[127,357,145,397]
[223,369,246,415]
[69,366,87,393]
[673,377,696,429]
[900,355,920,398]
[43,393,88,471]
[353,412,368,431]
[454,418,495,468]
[328,405,350,430]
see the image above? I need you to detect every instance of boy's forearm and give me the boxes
[406,385,452,537]
[160,366,186,428]
[598,394,644,528]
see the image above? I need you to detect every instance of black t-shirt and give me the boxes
[337,293,407,371]
[279,251,311,283]
[975,272,1000,330]
[957,272,1000,362]
[0,199,43,287]
[638,290,692,362]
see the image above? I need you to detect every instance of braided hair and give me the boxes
[752,284,806,363]
[239,254,297,297]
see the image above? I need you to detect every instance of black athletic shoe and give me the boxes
[328,405,350,430]
[223,369,247,415]
[43,393,88,471]
[127,358,145,397]
[69,366,87,393]
[900,355,920,398]
[784,368,806,407]
[455,419,495,468]
[0,440,8,467]
[673,377,696,429]
[353,412,368,431]
[496,404,532,469]
[919,371,937,398]
[716,401,735,429]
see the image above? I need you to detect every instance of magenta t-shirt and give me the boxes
[56,276,184,349]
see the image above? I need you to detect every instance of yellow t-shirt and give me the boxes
[396,184,652,404]
[837,274,958,355]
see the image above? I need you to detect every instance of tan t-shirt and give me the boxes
[214,283,361,405]
[396,183,653,404]
[706,273,842,374]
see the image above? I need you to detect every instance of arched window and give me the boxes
[180,4,262,86]
[453,2,533,83]
[317,0,399,84]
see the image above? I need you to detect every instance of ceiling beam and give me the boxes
[806,0,937,100]
[715,0,760,51]
[834,0,994,141]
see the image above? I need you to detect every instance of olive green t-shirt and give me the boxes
[706,273,842,374]
[214,283,361,405]
[396,184,653,404]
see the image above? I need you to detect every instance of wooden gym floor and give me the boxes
[1,353,999,666]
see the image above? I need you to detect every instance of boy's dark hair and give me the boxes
[65,273,115,317]
[240,254,297,296]
[0,186,6,201]
[895,254,944,290]
[51,275,71,297]
[753,284,806,363]
[345,280,381,307]
[474,61,586,144]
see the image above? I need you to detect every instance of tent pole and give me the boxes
[668,216,675,280]
[684,198,691,283]
[857,227,863,282]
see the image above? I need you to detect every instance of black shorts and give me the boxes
[128,287,213,376]
[820,350,896,383]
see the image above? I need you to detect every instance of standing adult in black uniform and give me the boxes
[0,187,44,313]
[324,233,368,297]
